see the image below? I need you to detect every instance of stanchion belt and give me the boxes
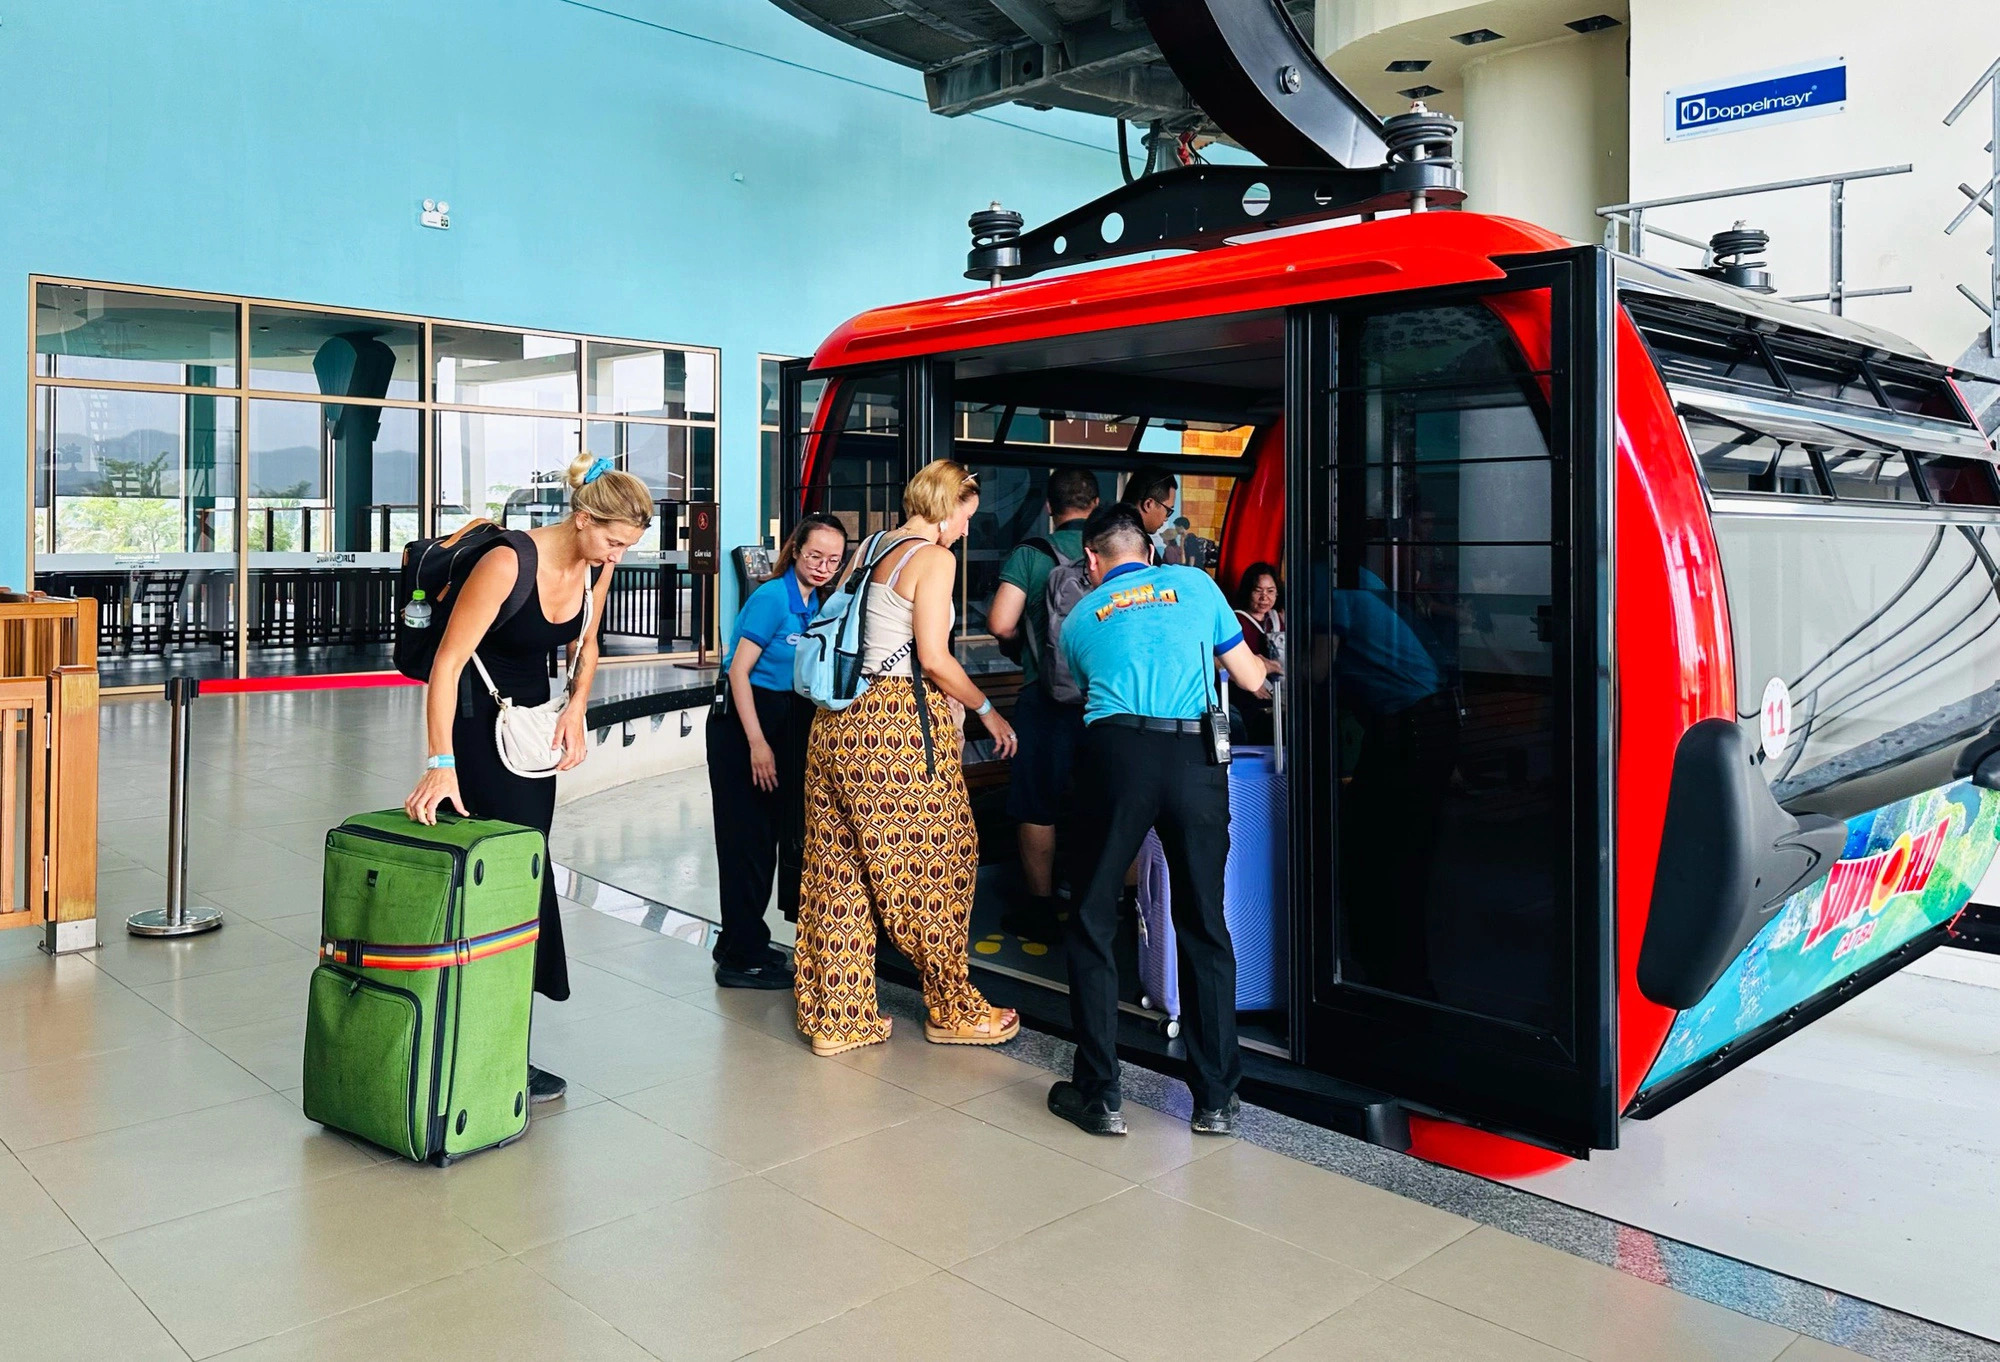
[320,919,540,971]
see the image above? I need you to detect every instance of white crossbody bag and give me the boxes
[468,577,591,779]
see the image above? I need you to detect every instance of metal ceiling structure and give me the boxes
[766,0,1317,146]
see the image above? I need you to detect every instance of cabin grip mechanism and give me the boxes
[1638,719,1848,1010]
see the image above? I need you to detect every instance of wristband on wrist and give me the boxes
[974,698,993,717]
[426,754,456,770]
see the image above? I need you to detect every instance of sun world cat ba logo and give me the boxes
[1095,582,1178,621]
[1800,816,1951,955]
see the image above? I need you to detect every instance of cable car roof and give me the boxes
[813,212,1947,376]
[813,210,1569,370]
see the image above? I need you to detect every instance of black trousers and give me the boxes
[706,685,811,968]
[1067,723,1241,1111]
[454,694,568,1002]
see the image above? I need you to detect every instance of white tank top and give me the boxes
[861,540,951,677]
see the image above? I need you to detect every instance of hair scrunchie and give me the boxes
[581,456,615,485]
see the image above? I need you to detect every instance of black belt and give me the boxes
[1091,715,1205,735]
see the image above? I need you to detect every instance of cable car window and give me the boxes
[1358,303,1548,388]
[1337,303,1564,1033]
[1820,449,1924,503]
[1682,415,1827,497]
[1625,304,1783,391]
[1872,364,1967,422]
[1911,452,2000,506]
[798,368,905,540]
[1716,516,2000,814]
[1768,343,1879,408]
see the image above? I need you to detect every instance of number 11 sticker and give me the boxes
[1760,676,1793,759]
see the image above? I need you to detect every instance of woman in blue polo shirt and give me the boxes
[706,512,847,988]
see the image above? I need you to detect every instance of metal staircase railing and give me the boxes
[1945,56,2000,356]
[1598,165,1914,314]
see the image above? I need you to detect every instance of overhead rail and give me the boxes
[1944,55,2000,355]
[1599,165,1914,316]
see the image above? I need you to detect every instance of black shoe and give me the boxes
[715,956,795,990]
[1191,1093,1241,1136]
[527,1065,567,1104]
[1047,1080,1127,1136]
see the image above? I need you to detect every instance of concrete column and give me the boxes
[1461,30,1629,243]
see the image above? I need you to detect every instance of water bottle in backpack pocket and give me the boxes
[393,522,538,682]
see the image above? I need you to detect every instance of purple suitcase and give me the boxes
[1135,747,1287,1029]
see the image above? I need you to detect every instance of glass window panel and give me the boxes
[436,412,581,535]
[1359,300,1547,389]
[1912,453,2000,507]
[1683,416,1826,497]
[35,284,238,385]
[250,307,419,400]
[760,428,782,547]
[691,425,716,500]
[1821,449,1923,503]
[434,326,579,410]
[1627,302,1782,391]
[1770,343,1878,408]
[249,400,417,554]
[761,358,783,426]
[38,387,238,555]
[1873,363,1966,421]
[1338,539,1562,1029]
[1718,518,2000,806]
[588,342,715,419]
[587,421,685,499]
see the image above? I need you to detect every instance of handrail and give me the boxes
[1943,56,2000,356]
[1598,165,1914,317]
[1598,164,1914,216]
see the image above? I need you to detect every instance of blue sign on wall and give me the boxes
[1666,58,1847,141]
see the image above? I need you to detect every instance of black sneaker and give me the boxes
[1047,1080,1127,1136]
[715,955,795,990]
[527,1065,567,1104]
[1191,1093,1241,1136]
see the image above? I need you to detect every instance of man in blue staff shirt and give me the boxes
[1049,502,1268,1138]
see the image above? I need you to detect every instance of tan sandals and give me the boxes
[809,1018,891,1057]
[924,1006,1020,1047]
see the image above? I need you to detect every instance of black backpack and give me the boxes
[392,522,537,682]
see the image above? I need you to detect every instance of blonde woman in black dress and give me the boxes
[404,452,654,1102]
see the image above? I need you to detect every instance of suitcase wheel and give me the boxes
[1162,1018,1181,1040]
[1140,994,1153,1011]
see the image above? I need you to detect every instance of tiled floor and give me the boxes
[0,687,1938,1359]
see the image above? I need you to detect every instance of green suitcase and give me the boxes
[302,810,544,1164]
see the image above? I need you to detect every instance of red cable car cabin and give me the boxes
[777,210,2000,1178]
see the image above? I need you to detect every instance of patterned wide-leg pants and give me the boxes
[795,678,991,1045]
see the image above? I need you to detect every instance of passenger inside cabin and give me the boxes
[986,467,1101,943]
[1231,562,1286,744]
[1122,466,1180,549]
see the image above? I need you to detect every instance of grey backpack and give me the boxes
[1033,553,1096,706]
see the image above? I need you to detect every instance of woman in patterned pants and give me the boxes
[795,461,1022,1056]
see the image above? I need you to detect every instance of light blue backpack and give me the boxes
[792,532,920,712]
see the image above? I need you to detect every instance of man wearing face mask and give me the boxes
[1046,501,1268,1139]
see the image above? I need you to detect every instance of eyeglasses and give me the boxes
[797,551,844,568]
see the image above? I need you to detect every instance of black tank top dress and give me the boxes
[451,537,602,1003]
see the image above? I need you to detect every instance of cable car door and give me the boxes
[1288,247,1617,1154]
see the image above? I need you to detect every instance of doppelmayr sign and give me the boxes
[1666,58,1846,141]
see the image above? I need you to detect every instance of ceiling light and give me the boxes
[1399,84,1444,99]
[1450,28,1504,44]
[1386,59,1431,73]
[1565,14,1622,31]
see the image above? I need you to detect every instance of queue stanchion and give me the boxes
[127,677,224,938]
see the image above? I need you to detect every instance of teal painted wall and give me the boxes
[0,0,1122,612]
